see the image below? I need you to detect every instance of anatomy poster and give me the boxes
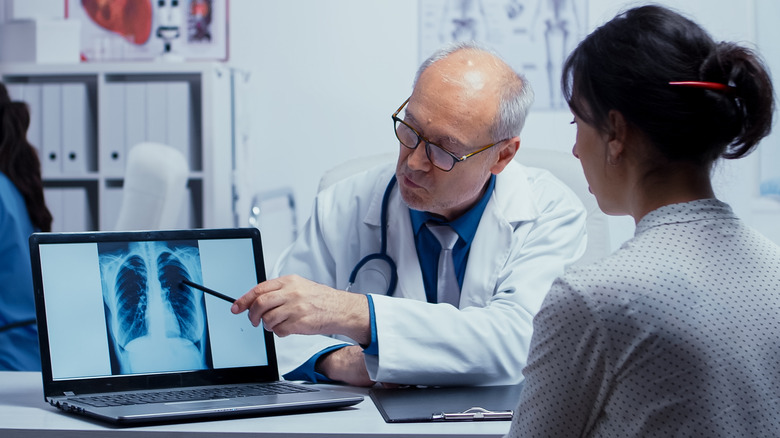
[419,0,588,110]
[69,0,228,62]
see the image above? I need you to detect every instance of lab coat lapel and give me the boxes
[461,161,540,308]
[384,186,426,301]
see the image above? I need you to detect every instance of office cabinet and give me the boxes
[1,62,234,231]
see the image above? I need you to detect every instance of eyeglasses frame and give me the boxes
[392,97,506,172]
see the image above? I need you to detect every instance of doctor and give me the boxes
[232,42,587,387]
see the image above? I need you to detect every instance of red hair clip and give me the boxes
[669,81,733,92]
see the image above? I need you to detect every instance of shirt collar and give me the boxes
[635,198,736,236]
[410,174,496,243]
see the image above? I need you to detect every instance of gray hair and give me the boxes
[414,41,535,141]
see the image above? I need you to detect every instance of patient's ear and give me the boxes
[606,110,628,165]
[491,137,520,174]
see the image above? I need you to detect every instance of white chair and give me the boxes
[318,153,396,193]
[114,142,189,231]
[515,147,611,266]
[318,148,611,266]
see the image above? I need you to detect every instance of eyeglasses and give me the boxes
[392,97,505,172]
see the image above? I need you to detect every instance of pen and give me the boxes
[431,407,513,421]
[181,279,237,303]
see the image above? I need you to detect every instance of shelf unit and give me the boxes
[1,61,234,231]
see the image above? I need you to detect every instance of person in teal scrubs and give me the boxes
[0,82,52,370]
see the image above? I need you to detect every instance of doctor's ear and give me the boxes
[490,137,520,174]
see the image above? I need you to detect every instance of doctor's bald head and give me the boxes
[413,42,534,141]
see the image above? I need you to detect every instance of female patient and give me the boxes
[507,5,780,437]
[0,82,52,370]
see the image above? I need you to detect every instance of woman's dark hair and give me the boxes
[0,82,52,231]
[562,5,774,164]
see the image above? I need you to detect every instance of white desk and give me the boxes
[0,372,510,437]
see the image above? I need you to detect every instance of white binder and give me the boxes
[61,83,93,174]
[99,183,124,231]
[124,82,146,164]
[145,81,168,144]
[61,186,91,231]
[22,84,43,154]
[102,82,126,174]
[5,83,24,100]
[43,188,63,232]
[166,81,192,167]
[40,84,62,175]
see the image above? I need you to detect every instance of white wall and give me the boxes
[228,0,778,268]
[1,0,777,266]
[228,0,420,266]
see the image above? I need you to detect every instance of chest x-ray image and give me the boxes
[98,240,211,375]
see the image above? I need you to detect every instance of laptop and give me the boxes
[28,227,363,425]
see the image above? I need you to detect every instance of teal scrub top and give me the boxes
[0,171,40,371]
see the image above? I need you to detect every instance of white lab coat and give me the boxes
[273,160,586,386]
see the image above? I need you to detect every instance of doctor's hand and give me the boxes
[231,274,371,345]
[316,345,375,387]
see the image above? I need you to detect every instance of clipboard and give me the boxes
[369,383,524,423]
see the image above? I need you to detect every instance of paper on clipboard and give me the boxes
[369,383,524,423]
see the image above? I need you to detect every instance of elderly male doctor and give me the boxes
[232,42,586,387]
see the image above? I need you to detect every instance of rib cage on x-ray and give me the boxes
[99,241,211,374]
[114,255,149,350]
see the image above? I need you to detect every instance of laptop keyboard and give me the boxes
[71,382,318,407]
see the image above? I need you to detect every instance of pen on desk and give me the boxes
[431,407,514,421]
[181,279,236,303]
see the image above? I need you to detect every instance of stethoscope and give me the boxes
[346,175,399,296]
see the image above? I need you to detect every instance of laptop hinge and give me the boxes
[64,391,75,396]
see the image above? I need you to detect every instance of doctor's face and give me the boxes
[395,59,501,221]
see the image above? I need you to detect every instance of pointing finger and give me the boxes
[231,278,284,315]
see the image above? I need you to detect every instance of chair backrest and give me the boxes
[515,147,611,266]
[318,153,396,193]
[114,142,189,231]
[318,148,611,266]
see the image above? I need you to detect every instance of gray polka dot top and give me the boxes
[507,199,780,437]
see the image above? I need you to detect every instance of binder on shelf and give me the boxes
[124,82,146,165]
[145,81,168,144]
[166,80,192,167]
[43,188,63,232]
[61,82,93,174]
[6,84,43,153]
[61,186,92,231]
[40,83,62,175]
[102,82,126,174]
[6,83,24,100]
[45,186,93,232]
[99,182,124,231]
[22,84,43,154]
[174,184,193,229]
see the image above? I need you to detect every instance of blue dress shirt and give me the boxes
[409,175,496,303]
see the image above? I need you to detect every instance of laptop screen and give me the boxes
[30,228,276,393]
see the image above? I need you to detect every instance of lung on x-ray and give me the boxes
[98,240,212,375]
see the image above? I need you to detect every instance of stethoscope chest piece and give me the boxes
[347,255,397,295]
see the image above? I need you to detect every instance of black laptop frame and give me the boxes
[29,228,279,400]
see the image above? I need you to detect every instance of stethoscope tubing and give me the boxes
[346,176,399,295]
